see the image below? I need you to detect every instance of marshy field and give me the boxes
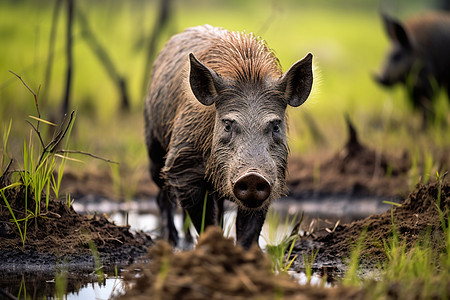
[1,0,449,299]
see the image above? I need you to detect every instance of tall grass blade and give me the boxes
[28,115,56,126]
[1,120,12,172]
[200,191,208,234]
[1,186,26,246]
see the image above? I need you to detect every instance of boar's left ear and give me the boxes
[381,14,411,49]
[278,53,313,107]
[189,53,224,106]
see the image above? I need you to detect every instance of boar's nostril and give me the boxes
[257,183,267,192]
[233,172,271,208]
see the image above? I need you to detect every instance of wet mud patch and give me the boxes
[117,179,449,299]
[293,179,450,269]
[0,182,153,275]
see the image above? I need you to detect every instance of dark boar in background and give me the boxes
[375,12,450,124]
[144,25,313,248]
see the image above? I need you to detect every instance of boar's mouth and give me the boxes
[372,74,403,87]
[373,73,394,87]
[232,171,272,209]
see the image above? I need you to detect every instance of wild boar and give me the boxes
[375,12,450,124]
[144,25,313,248]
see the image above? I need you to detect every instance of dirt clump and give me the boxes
[117,227,367,300]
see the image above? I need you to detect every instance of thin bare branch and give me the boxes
[43,0,63,105]
[62,0,74,115]
[48,111,74,153]
[141,0,173,98]
[25,120,45,149]
[9,70,41,130]
[10,70,43,133]
[57,150,119,164]
[37,111,75,167]
[77,7,130,111]
[9,70,36,98]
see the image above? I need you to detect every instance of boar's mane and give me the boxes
[198,29,283,85]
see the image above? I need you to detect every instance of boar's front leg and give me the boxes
[236,207,267,249]
[156,188,179,246]
[163,144,217,239]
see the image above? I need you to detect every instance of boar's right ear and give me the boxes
[278,53,313,107]
[381,14,411,49]
[189,53,223,106]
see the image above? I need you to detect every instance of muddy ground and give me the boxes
[0,172,153,297]
[1,123,449,298]
[115,180,449,300]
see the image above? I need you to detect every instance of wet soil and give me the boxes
[287,119,413,201]
[0,180,153,275]
[114,180,449,300]
[293,180,450,268]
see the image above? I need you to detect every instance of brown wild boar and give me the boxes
[375,12,450,124]
[144,25,313,248]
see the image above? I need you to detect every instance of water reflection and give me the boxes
[66,277,124,300]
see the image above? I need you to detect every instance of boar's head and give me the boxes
[189,53,313,210]
[375,14,418,86]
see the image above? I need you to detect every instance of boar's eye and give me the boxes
[271,120,281,133]
[391,51,402,62]
[273,123,280,133]
[223,120,233,132]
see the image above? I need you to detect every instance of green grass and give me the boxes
[302,248,319,283]
[0,74,75,247]
[1,119,73,246]
[262,209,300,272]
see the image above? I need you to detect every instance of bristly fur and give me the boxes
[145,24,314,248]
[199,28,283,86]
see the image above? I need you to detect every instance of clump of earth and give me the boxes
[116,227,365,300]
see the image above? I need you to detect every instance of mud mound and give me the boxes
[118,227,368,300]
[295,180,449,266]
[0,182,152,273]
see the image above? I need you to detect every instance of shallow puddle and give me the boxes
[65,277,124,300]
[1,195,392,299]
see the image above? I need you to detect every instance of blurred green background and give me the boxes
[1,0,449,198]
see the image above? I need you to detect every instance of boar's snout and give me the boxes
[373,72,392,87]
[233,172,271,208]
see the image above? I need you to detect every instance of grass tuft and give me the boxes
[263,209,302,273]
